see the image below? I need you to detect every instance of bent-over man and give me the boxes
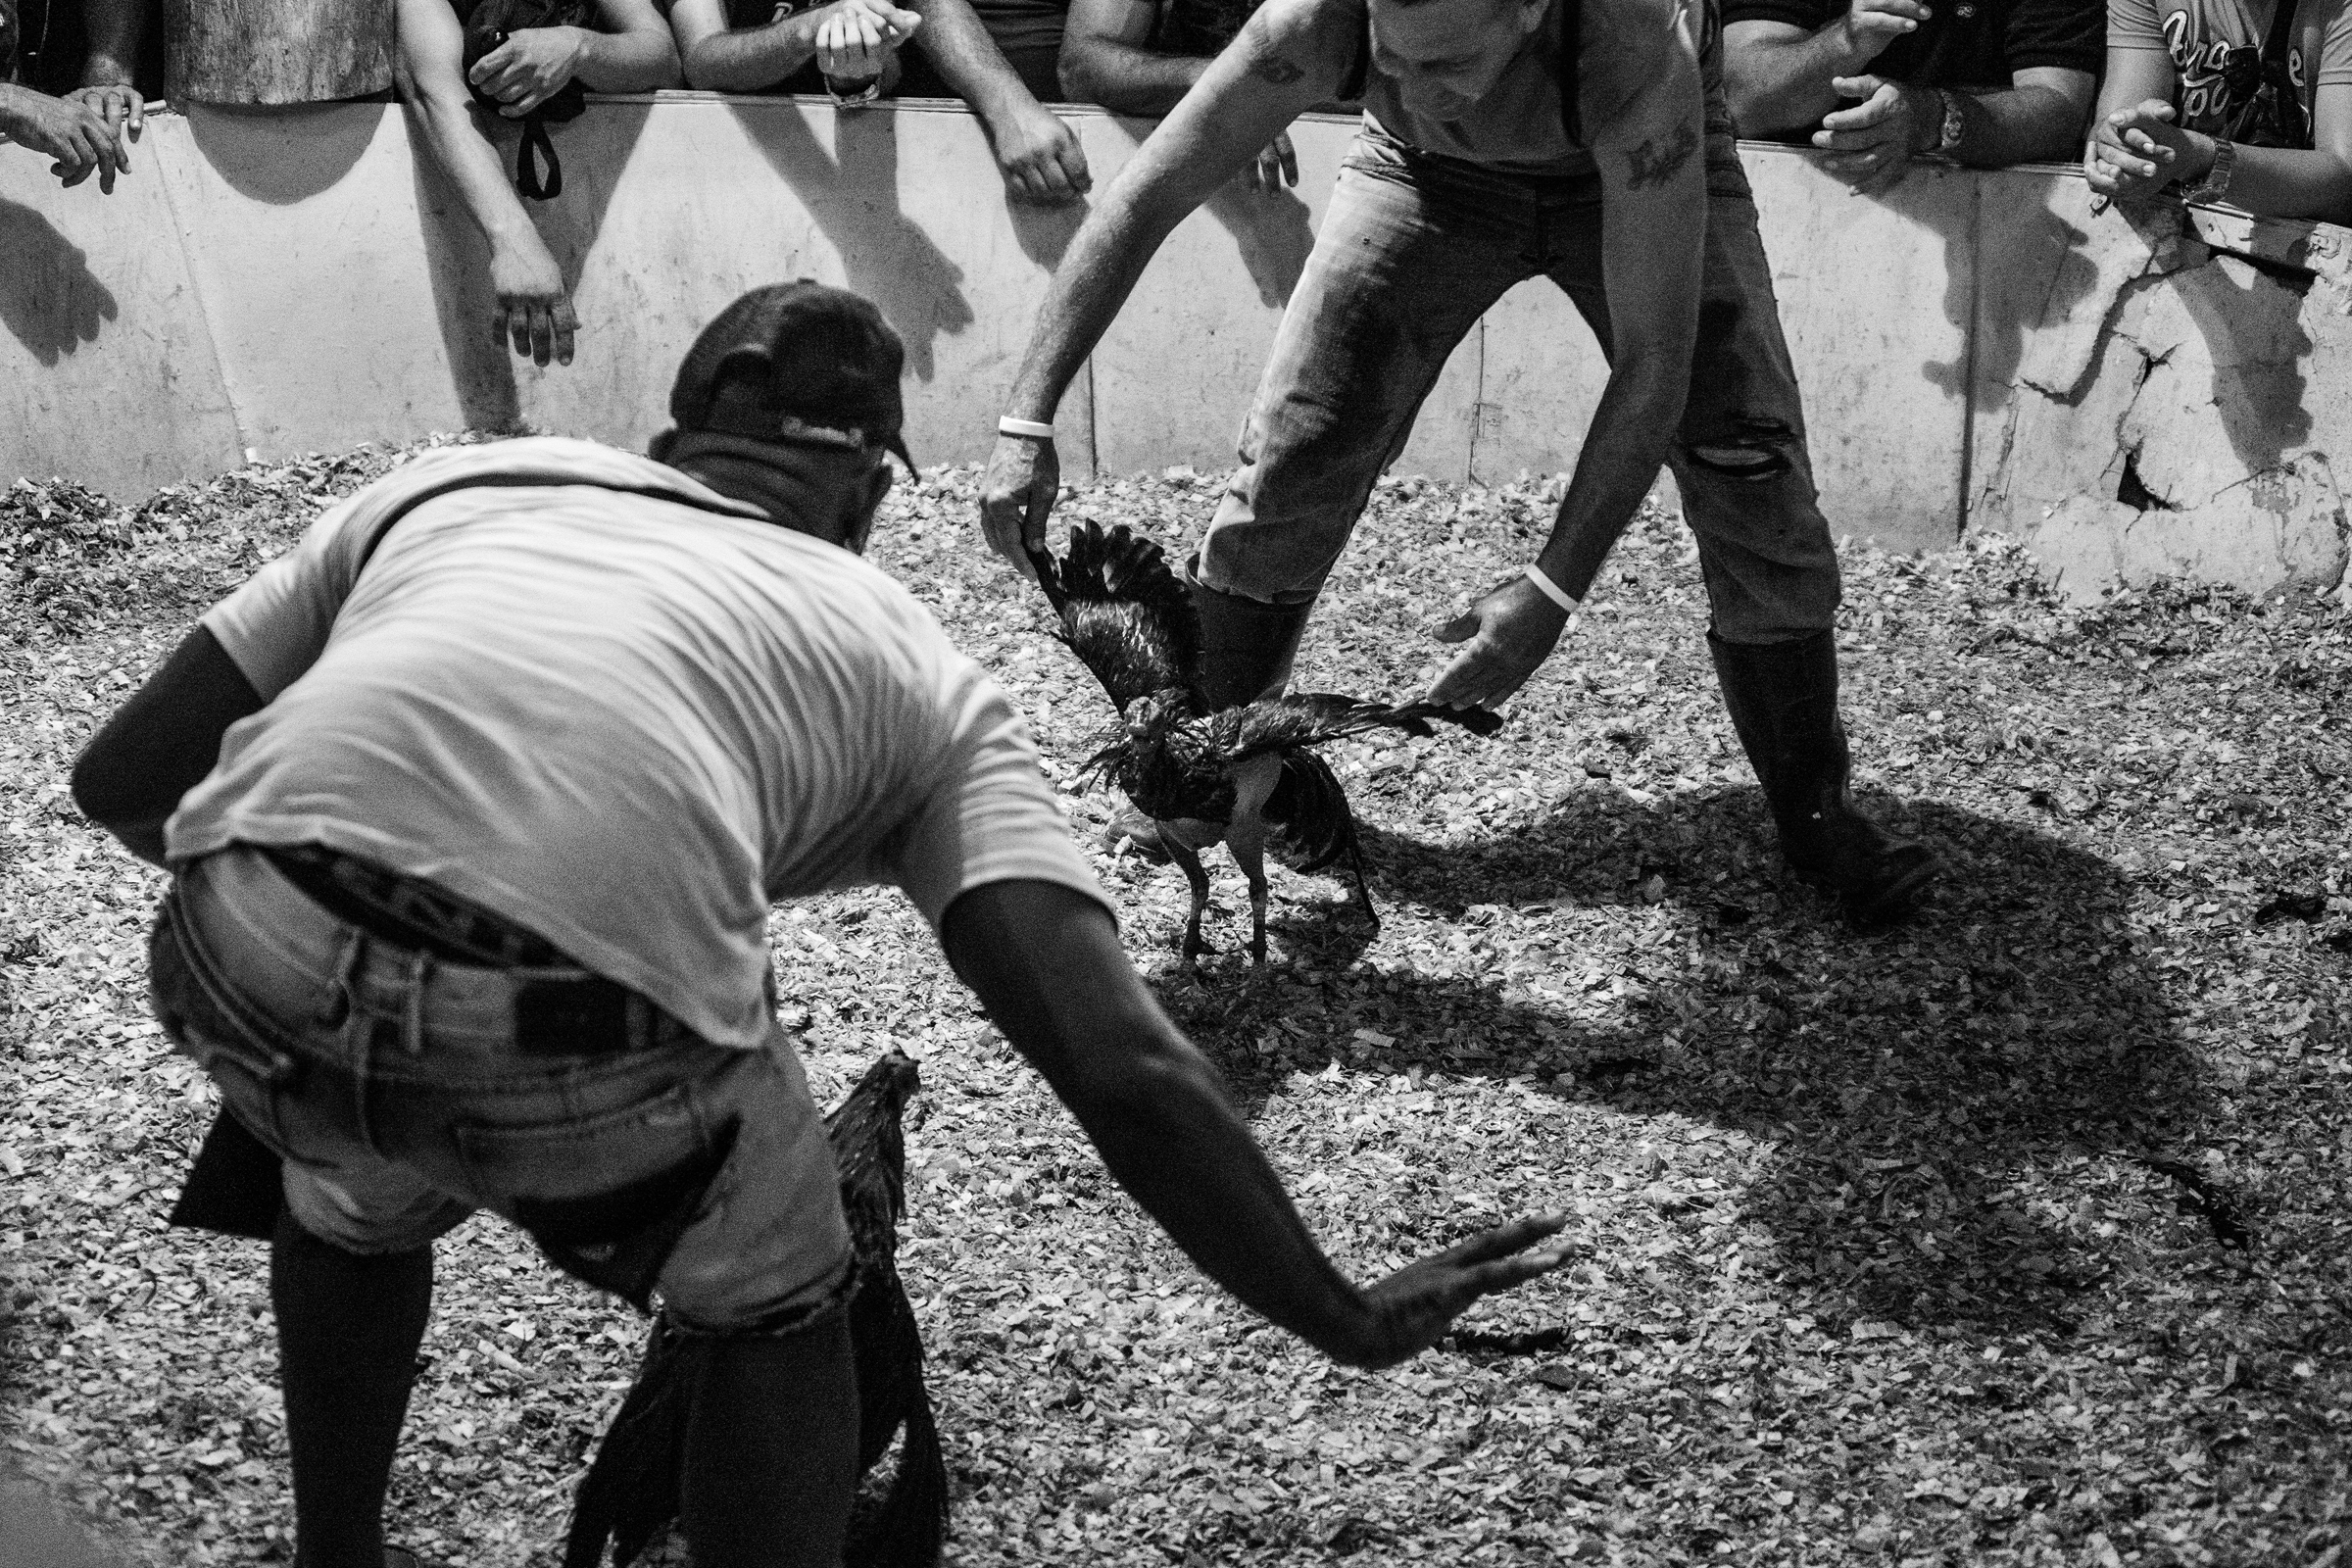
[73,283,1567,1568]
[980,0,1941,921]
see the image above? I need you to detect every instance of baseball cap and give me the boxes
[669,281,913,468]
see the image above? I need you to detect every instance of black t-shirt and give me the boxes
[1722,0,2103,88]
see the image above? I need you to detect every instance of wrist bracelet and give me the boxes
[1524,563,1583,615]
[998,416,1055,440]
[2181,136,2236,204]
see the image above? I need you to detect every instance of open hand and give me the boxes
[491,238,578,366]
[1814,75,1936,194]
[469,25,588,117]
[1428,572,1573,710]
[2085,99,2205,204]
[1248,130,1298,194]
[1339,1214,1572,1370]
[0,85,128,191]
[816,0,921,82]
[988,102,1091,205]
[978,432,1059,578]
[1836,0,1929,65]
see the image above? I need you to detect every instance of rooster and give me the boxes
[564,1050,945,1568]
[1027,521,1500,963]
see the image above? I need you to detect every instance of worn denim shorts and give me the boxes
[150,846,853,1333]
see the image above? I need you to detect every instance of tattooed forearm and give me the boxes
[1248,50,1305,84]
[1625,118,1699,187]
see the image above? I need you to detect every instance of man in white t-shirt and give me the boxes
[72,283,1568,1568]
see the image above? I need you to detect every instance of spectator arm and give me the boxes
[575,0,685,91]
[2206,80,2352,220]
[669,0,829,92]
[1937,66,2093,167]
[76,0,147,87]
[1058,0,1206,116]
[905,0,1038,120]
[396,0,551,256]
[1723,18,1876,138]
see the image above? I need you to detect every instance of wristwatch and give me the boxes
[824,74,882,106]
[2181,136,2237,204]
[1934,88,1966,155]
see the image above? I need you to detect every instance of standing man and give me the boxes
[979,0,1940,920]
[72,283,1567,1568]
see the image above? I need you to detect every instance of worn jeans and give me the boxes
[1200,96,1843,645]
[150,846,853,1332]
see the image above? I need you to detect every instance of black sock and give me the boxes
[679,1312,860,1568]
[270,1209,433,1568]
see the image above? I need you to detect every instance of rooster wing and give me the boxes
[1200,693,1503,767]
[1027,520,1203,716]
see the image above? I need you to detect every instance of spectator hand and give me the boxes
[1815,75,1936,195]
[1249,131,1299,194]
[0,86,128,192]
[1427,571,1573,710]
[2085,100,2205,205]
[987,102,1091,205]
[977,432,1059,579]
[469,26,589,118]
[816,0,921,81]
[66,83,144,160]
[490,238,578,367]
[1835,0,1929,67]
[1338,1215,1572,1370]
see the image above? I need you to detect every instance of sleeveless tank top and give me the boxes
[1347,0,1593,176]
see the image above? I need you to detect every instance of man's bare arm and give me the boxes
[671,0,835,89]
[1722,5,1925,137]
[1934,67,2094,166]
[1004,0,1349,421]
[74,628,264,868]
[1426,0,1709,709]
[940,880,1568,1368]
[1058,0,1213,115]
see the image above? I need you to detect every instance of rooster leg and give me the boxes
[1345,835,1380,928]
[1162,835,1216,960]
[1227,824,1272,965]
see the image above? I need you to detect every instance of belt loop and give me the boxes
[318,926,368,1028]
[402,951,432,1057]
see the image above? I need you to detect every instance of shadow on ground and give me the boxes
[1153,785,2204,1342]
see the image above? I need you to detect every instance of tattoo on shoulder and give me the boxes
[1625,119,1698,188]
[1249,51,1306,85]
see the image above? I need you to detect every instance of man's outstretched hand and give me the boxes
[1337,1214,1573,1369]
[1428,571,1573,710]
[978,432,1058,579]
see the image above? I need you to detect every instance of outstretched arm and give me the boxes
[396,0,578,365]
[73,628,265,868]
[976,0,1350,571]
[940,880,1567,1367]
[1428,0,1707,709]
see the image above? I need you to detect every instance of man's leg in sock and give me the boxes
[270,1208,434,1568]
[679,1311,860,1568]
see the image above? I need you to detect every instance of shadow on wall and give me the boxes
[185,102,380,203]
[1098,115,1318,310]
[2166,255,2315,473]
[409,102,657,432]
[1925,187,2103,401]
[731,102,975,382]
[0,199,121,366]
[1168,787,2200,1340]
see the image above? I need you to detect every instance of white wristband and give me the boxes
[998,416,1055,440]
[1524,563,1583,615]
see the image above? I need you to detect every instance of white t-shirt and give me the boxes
[168,437,1111,1050]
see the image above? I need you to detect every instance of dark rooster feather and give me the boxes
[1031,520,1500,960]
[563,1050,946,1568]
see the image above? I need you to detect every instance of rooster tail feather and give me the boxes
[851,1387,951,1568]
[1379,701,1505,737]
[564,1317,691,1568]
[1264,750,1359,875]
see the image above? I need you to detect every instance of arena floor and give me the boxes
[1,445,2347,1566]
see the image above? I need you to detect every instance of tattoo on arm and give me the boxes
[1625,118,1699,187]
[1249,51,1305,84]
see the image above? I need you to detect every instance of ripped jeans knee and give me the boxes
[1681,418,1802,482]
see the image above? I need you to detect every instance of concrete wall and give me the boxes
[1,97,2344,599]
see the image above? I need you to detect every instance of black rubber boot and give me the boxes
[1187,566,1317,710]
[1708,629,1941,923]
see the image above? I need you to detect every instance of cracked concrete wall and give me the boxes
[1970,172,2351,602]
